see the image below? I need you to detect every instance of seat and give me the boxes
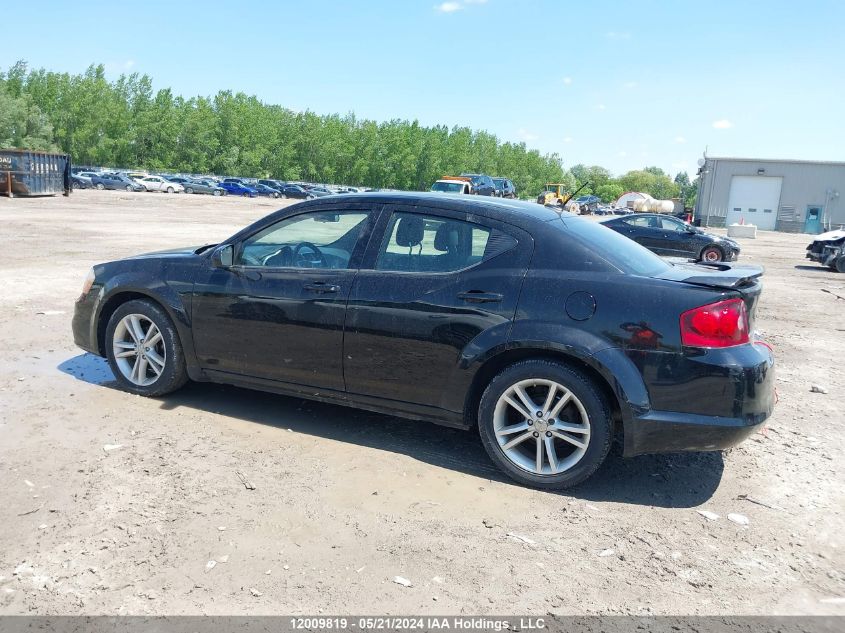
[395,216,425,270]
[433,222,465,271]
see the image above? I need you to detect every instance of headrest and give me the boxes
[396,216,424,247]
[434,222,461,251]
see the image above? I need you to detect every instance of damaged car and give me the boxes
[806,229,845,272]
[72,193,775,490]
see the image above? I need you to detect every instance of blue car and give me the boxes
[218,181,258,197]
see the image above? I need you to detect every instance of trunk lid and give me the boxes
[654,261,764,330]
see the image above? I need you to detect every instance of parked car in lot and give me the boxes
[805,229,845,272]
[460,173,497,196]
[184,179,227,196]
[492,177,517,198]
[73,172,97,187]
[306,186,333,197]
[218,181,258,197]
[431,178,472,194]
[91,173,145,192]
[137,176,184,193]
[280,184,312,199]
[253,183,283,198]
[601,213,740,262]
[72,193,774,489]
[71,174,90,189]
[258,179,286,192]
[165,177,226,196]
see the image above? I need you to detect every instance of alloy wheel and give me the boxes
[112,314,166,387]
[493,378,591,475]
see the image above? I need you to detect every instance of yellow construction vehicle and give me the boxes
[536,181,589,210]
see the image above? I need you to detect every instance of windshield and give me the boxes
[431,181,465,193]
[555,217,672,277]
[492,178,505,187]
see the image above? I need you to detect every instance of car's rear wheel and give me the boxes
[166,186,175,194]
[700,245,724,262]
[213,189,221,196]
[105,299,188,397]
[478,360,612,489]
[96,183,105,190]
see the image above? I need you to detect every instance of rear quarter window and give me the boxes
[551,217,672,276]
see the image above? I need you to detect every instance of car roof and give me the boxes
[293,191,565,225]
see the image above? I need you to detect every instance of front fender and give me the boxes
[92,271,201,379]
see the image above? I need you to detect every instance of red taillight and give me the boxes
[680,298,749,348]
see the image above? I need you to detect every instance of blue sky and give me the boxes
[3,0,843,176]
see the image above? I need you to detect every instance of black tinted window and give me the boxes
[554,218,671,276]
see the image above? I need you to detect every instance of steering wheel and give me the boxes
[293,241,328,268]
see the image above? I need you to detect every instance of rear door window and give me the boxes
[376,212,516,273]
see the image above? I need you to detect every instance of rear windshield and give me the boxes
[553,217,672,276]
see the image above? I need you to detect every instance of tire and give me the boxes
[166,186,175,194]
[125,185,133,192]
[272,192,279,198]
[105,299,188,397]
[213,189,221,197]
[478,360,612,489]
[185,187,194,194]
[280,193,286,199]
[836,257,845,274]
[700,245,724,262]
[96,183,105,190]
[242,192,249,197]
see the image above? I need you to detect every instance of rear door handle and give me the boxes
[303,282,340,293]
[457,290,503,304]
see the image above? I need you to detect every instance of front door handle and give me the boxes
[457,290,503,304]
[304,282,340,294]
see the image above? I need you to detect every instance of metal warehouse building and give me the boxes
[694,157,844,233]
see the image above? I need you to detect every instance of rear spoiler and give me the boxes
[657,262,764,290]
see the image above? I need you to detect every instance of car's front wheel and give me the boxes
[700,245,724,262]
[478,360,612,489]
[96,183,105,190]
[105,299,188,397]
[185,187,194,194]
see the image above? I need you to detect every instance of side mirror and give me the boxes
[211,244,234,268]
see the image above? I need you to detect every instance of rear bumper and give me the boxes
[624,409,768,456]
[623,342,775,456]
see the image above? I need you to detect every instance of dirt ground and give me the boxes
[0,190,842,616]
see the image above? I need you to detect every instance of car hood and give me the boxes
[123,245,209,260]
[810,229,845,243]
[654,261,763,290]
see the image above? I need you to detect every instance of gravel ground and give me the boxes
[0,190,842,615]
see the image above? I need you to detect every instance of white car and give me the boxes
[137,176,184,193]
[430,178,471,194]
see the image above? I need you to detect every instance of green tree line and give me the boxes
[0,61,697,205]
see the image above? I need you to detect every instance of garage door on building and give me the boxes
[725,176,782,230]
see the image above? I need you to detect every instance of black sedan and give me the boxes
[281,184,314,199]
[253,183,282,198]
[602,213,740,262]
[72,193,774,489]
